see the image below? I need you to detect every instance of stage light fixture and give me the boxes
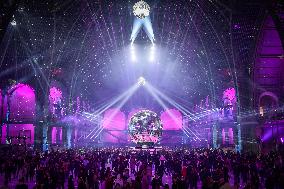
[11,19,16,26]
[138,77,146,86]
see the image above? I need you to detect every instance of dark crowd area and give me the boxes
[0,145,283,189]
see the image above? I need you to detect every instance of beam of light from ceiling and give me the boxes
[130,17,155,45]
[146,82,196,120]
[130,44,136,62]
[144,82,203,138]
[91,82,140,139]
[143,16,155,44]
[144,83,189,137]
[149,44,155,62]
[144,82,201,139]
[82,83,140,139]
[130,18,143,45]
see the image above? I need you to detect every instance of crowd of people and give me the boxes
[0,145,283,189]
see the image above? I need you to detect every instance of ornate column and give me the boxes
[66,125,72,148]
[34,82,49,150]
[236,123,242,152]
[42,125,48,151]
[0,92,4,142]
[212,122,217,148]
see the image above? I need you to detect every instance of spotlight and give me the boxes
[18,5,25,12]
[149,44,155,62]
[10,19,16,26]
[137,77,146,86]
[130,45,136,62]
[151,44,155,50]
[130,8,154,44]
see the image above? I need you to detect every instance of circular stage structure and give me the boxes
[128,110,163,147]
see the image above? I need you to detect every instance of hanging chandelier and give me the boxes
[133,0,150,19]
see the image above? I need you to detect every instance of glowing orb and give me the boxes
[133,1,150,19]
[137,77,146,86]
[128,110,163,145]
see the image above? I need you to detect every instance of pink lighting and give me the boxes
[101,131,128,144]
[49,87,63,104]
[103,109,126,130]
[51,127,63,144]
[160,109,182,130]
[223,88,236,104]
[49,87,63,116]
[1,124,34,144]
[8,84,35,121]
[222,128,225,144]
[59,127,62,142]
[0,89,2,112]
[228,128,234,144]
[1,125,6,144]
[51,127,57,144]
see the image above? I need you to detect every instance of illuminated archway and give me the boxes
[1,83,36,144]
[101,108,127,143]
[160,109,182,130]
[259,91,279,108]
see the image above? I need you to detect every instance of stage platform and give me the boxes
[128,146,163,152]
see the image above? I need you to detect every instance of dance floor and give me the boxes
[0,161,265,189]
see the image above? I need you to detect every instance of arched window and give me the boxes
[1,84,36,144]
[8,84,35,121]
[160,109,182,130]
[259,92,279,116]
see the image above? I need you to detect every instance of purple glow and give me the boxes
[160,109,182,130]
[234,24,240,29]
[1,125,6,143]
[8,84,35,121]
[59,127,62,142]
[75,97,80,115]
[49,87,63,115]
[103,109,126,130]
[262,127,273,142]
[61,115,83,125]
[259,92,278,108]
[0,89,2,112]
[51,127,63,144]
[51,127,56,144]
[101,131,128,144]
[223,88,236,104]
[74,129,78,143]
[262,121,284,142]
[1,124,34,144]
[222,128,225,144]
[254,16,284,110]
[49,87,63,104]
[228,128,234,144]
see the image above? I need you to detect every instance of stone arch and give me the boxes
[253,15,284,108]
[259,91,279,108]
[7,83,36,121]
[1,83,36,144]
